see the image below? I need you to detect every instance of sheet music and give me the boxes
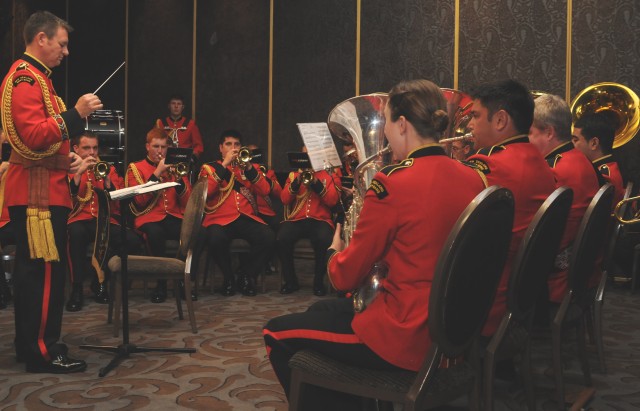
[108,181,179,201]
[296,123,342,171]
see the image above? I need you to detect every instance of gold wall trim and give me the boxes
[566,0,572,102]
[268,0,274,167]
[192,0,197,120]
[355,0,361,96]
[454,0,460,90]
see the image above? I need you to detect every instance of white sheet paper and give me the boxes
[296,123,342,171]
[108,181,179,201]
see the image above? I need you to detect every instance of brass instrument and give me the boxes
[613,196,640,225]
[232,146,253,169]
[439,132,474,144]
[300,169,314,185]
[571,82,640,149]
[89,160,110,181]
[328,93,391,312]
[169,162,189,177]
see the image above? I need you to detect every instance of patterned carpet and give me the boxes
[1,270,640,410]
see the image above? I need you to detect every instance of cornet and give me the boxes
[232,146,253,169]
[614,196,640,225]
[300,169,314,185]
[169,162,189,177]
[439,132,474,144]
[89,160,110,181]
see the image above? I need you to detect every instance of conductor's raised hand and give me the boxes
[75,93,103,118]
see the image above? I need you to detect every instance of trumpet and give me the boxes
[613,196,640,225]
[232,146,253,169]
[169,162,189,177]
[439,132,474,144]
[89,160,110,181]
[300,169,314,185]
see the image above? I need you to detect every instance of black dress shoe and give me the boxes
[65,284,84,312]
[280,282,300,294]
[150,281,167,303]
[26,354,87,374]
[179,280,198,301]
[237,276,257,297]
[220,279,236,297]
[92,282,110,304]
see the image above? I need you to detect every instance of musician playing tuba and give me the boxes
[263,80,488,405]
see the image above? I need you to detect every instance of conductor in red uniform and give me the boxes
[0,11,102,373]
[263,79,487,405]
[466,79,556,337]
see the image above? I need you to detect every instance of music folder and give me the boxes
[287,152,312,170]
[108,181,179,201]
[166,147,193,164]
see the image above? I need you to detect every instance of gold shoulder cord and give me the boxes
[203,164,235,214]
[68,177,93,219]
[126,163,161,217]
[284,188,311,220]
[1,67,62,159]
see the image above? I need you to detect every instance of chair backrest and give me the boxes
[507,186,573,322]
[177,178,208,258]
[603,181,634,273]
[428,186,514,356]
[567,183,615,300]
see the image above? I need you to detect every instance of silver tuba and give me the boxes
[328,93,391,312]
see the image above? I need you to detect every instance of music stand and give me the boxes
[80,183,195,377]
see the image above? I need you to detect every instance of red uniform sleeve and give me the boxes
[189,122,204,158]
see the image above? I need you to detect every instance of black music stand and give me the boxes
[79,184,195,377]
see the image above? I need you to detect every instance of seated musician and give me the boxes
[528,94,600,303]
[264,79,488,405]
[450,137,474,161]
[199,130,275,297]
[126,128,191,303]
[0,127,13,309]
[465,79,556,337]
[65,131,143,311]
[572,110,625,204]
[277,147,341,296]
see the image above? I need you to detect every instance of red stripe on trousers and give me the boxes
[263,328,362,345]
[38,262,52,361]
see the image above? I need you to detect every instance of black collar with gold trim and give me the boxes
[592,154,613,169]
[476,134,529,156]
[544,141,573,167]
[21,53,52,78]
[407,144,446,159]
[145,156,158,166]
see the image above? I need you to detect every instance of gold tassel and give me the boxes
[26,207,42,259]
[39,210,59,262]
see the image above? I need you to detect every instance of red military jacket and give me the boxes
[200,161,270,227]
[544,142,600,302]
[281,169,340,228]
[155,116,204,158]
[68,165,124,225]
[0,172,9,229]
[255,168,282,217]
[593,155,624,206]
[467,135,556,336]
[0,54,84,208]
[125,158,191,229]
[328,145,486,371]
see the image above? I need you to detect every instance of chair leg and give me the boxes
[576,318,593,387]
[184,273,198,334]
[520,340,536,411]
[594,299,606,373]
[551,322,566,411]
[483,349,496,411]
[288,370,303,411]
[174,280,184,320]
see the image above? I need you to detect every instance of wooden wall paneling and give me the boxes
[195,0,270,165]
[271,0,356,171]
[360,0,455,94]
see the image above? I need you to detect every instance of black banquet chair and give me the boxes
[550,183,614,410]
[287,185,515,411]
[483,186,573,411]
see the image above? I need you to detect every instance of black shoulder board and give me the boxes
[13,75,34,87]
[380,158,413,176]
[16,62,29,71]
[465,158,490,174]
[598,164,610,177]
[476,145,505,156]
[368,178,388,199]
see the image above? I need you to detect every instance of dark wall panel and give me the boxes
[458,0,566,95]
[272,0,356,171]
[360,0,455,93]
[127,0,193,164]
[196,0,270,164]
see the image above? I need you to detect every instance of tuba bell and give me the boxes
[328,93,391,312]
[571,82,640,149]
[438,89,474,154]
